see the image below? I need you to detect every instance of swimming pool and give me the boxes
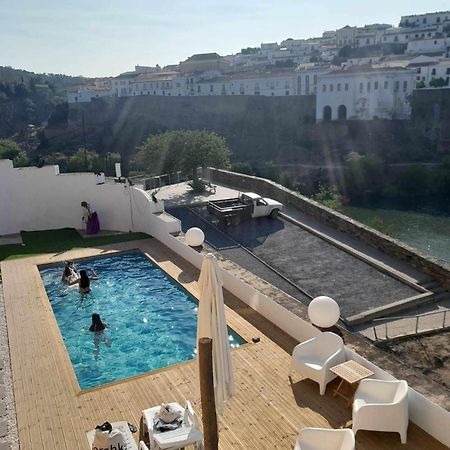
[39,251,245,390]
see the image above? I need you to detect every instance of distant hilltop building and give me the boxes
[400,11,450,27]
[179,53,228,74]
[316,66,414,121]
[67,9,450,121]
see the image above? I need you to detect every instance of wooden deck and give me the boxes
[1,238,447,450]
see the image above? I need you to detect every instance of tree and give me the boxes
[396,166,429,199]
[67,148,102,172]
[43,152,68,172]
[13,151,30,167]
[312,185,343,211]
[364,215,396,237]
[0,139,29,167]
[429,77,449,88]
[432,157,450,199]
[230,162,255,176]
[343,152,385,200]
[0,139,21,160]
[136,130,231,187]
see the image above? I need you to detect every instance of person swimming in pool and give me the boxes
[89,313,111,358]
[89,313,107,332]
[61,261,79,285]
[78,269,99,294]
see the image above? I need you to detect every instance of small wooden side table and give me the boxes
[330,360,374,406]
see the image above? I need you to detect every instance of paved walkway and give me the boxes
[359,301,450,341]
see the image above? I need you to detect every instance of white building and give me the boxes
[336,26,357,47]
[406,37,450,55]
[322,30,337,45]
[354,24,391,48]
[296,63,333,95]
[408,56,450,87]
[67,84,113,103]
[193,70,296,96]
[400,11,450,28]
[316,66,415,121]
[382,25,440,45]
[129,71,184,96]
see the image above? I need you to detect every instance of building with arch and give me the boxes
[316,66,415,121]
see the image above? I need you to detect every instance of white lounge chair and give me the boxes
[294,428,355,450]
[87,421,149,449]
[142,401,204,450]
[290,332,346,395]
[352,379,409,444]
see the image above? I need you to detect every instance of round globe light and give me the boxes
[185,227,205,247]
[308,296,340,328]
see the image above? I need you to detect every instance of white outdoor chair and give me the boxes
[290,332,346,395]
[142,401,204,450]
[352,379,409,444]
[87,421,149,450]
[294,428,355,450]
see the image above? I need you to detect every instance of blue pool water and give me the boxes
[39,252,244,389]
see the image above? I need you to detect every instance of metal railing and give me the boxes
[372,309,449,341]
[142,168,203,191]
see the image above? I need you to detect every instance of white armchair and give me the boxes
[294,428,355,450]
[352,379,409,444]
[290,332,346,395]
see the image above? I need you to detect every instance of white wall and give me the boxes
[129,187,181,236]
[406,38,448,55]
[0,160,181,236]
[67,88,114,104]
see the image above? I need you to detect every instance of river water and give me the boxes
[342,206,450,265]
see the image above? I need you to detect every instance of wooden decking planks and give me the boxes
[1,238,448,450]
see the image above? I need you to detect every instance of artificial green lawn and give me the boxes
[0,228,150,261]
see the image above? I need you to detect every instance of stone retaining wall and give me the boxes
[207,167,450,290]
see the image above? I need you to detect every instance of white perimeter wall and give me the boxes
[0,159,180,236]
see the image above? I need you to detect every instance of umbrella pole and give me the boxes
[198,337,219,450]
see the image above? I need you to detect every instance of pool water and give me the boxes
[39,252,244,390]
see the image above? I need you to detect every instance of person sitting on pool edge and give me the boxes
[89,313,107,332]
[61,261,79,285]
[78,269,99,293]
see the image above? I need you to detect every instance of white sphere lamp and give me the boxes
[185,227,205,247]
[308,296,340,328]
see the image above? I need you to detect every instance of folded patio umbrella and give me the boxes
[197,253,235,414]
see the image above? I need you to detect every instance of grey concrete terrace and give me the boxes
[178,204,421,321]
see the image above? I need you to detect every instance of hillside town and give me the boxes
[68,10,450,121]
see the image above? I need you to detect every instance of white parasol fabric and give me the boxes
[197,253,235,414]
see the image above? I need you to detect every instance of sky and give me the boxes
[1,0,450,78]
